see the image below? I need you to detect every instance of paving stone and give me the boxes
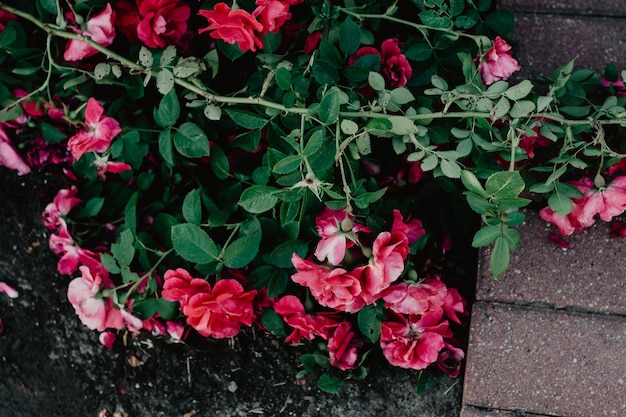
[461,302,626,417]
[502,13,626,78]
[459,407,518,416]
[500,0,626,16]
[476,210,626,315]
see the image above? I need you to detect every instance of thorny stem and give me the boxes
[3,3,625,130]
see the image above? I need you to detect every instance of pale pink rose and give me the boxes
[67,98,122,160]
[273,295,340,343]
[136,0,191,48]
[42,188,81,230]
[328,322,363,370]
[382,281,445,316]
[99,331,117,348]
[0,124,30,175]
[183,279,257,338]
[0,282,18,298]
[49,225,101,275]
[436,341,465,378]
[161,268,211,309]
[291,254,366,313]
[314,206,370,265]
[198,3,264,52]
[380,310,451,370]
[64,4,116,61]
[380,38,412,88]
[67,266,124,331]
[478,36,521,85]
[121,309,144,331]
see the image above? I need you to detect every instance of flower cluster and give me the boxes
[1,0,625,394]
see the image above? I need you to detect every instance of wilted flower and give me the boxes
[477,36,521,85]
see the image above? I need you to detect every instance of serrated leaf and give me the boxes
[472,225,501,247]
[490,236,510,277]
[139,46,153,68]
[238,185,279,213]
[317,373,343,394]
[111,229,135,267]
[440,159,461,178]
[261,309,287,337]
[223,218,261,268]
[503,80,533,100]
[390,88,415,105]
[509,100,535,118]
[319,88,340,124]
[491,96,510,119]
[154,90,180,127]
[368,71,385,91]
[358,306,381,343]
[225,109,268,129]
[204,104,222,120]
[273,155,302,174]
[461,170,488,197]
[171,223,219,264]
[158,129,174,166]
[182,189,202,224]
[485,171,525,198]
[466,193,493,214]
[160,45,177,67]
[156,68,175,95]
[173,122,210,158]
[421,154,438,171]
[173,58,203,78]
[537,95,552,112]
[275,67,292,90]
[339,17,360,56]
[548,190,573,216]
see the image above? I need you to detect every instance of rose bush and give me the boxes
[0,0,625,394]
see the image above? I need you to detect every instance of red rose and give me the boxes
[380,38,412,88]
[198,3,264,52]
[136,0,191,48]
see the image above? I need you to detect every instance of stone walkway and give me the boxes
[460,2,626,416]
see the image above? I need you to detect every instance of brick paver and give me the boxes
[477,210,626,315]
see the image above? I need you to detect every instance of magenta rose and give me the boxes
[198,3,264,52]
[136,0,191,48]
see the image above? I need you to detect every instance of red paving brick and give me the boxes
[459,407,519,417]
[476,210,626,315]
[462,302,626,417]
[501,0,626,15]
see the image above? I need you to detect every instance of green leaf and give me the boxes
[368,71,386,91]
[267,239,308,268]
[158,129,174,166]
[317,373,343,394]
[485,171,525,198]
[390,88,415,105]
[171,223,219,264]
[421,154,438,171]
[340,119,359,135]
[82,197,105,217]
[490,236,510,277]
[419,10,452,28]
[267,269,289,298]
[273,155,302,174]
[319,88,340,124]
[312,59,339,85]
[173,122,210,158]
[238,185,279,213]
[156,298,178,320]
[154,90,180,128]
[502,227,521,250]
[465,193,493,215]
[203,103,222,120]
[537,95,553,112]
[339,17,361,56]
[100,253,121,274]
[223,217,262,268]
[472,225,501,247]
[504,80,534,100]
[210,143,230,179]
[416,370,438,395]
[261,309,287,337]
[111,229,135,267]
[275,67,292,90]
[560,106,591,117]
[545,165,568,185]
[225,109,268,129]
[39,0,59,15]
[358,305,382,343]
[548,190,573,216]
[503,211,526,227]
[182,189,202,224]
[491,96,511,119]
[440,159,461,178]
[156,68,175,95]
[509,100,535,118]
[404,43,432,61]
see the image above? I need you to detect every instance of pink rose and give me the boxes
[380,38,412,88]
[0,282,18,299]
[64,4,116,61]
[161,268,211,309]
[540,176,626,235]
[328,322,363,370]
[253,0,291,35]
[360,231,409,303]
[382,281,446,316]
[136,0,190,48]
[273,295,340,343]
[390,209,425,245]
[99,331,117,348]
[314,206,370,265]
[436,341,465,378]
[49,225,101,275]
[67,266,124,332]
[291,254,366,313]
[380,310,451,370]
[67,98,122,160]
[42,187,81,230]
[198,3,264,52]
[0,124,30,175]
[478,36,521,85]
[183,279,257,338]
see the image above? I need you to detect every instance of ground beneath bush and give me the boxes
[0,169,464,417]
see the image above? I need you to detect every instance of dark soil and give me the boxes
[0,169,464,417]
